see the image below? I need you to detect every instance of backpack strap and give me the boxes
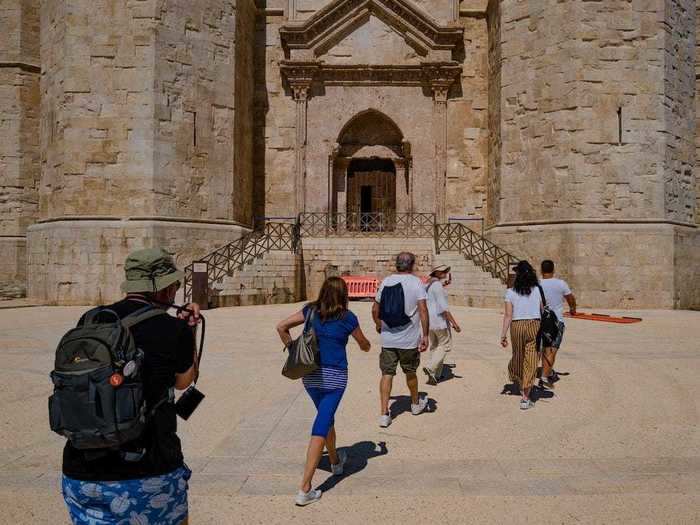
[82,307,120,325]
[121,306,168,329]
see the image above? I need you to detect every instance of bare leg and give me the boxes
[380,375,393,415]
[406,372,419,404]
[326,426,339,465]
[523,386,531,400]
[300,436,325,493]
[542,347,557,378]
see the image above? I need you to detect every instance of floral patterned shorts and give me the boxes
[62,466,191,525]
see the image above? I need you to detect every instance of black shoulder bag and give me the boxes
[536,285,560,351]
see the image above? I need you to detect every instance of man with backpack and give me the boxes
[52,248,201,525]
[372,252,430,428]
[538,259,576,389]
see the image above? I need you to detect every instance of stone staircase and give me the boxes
[184,219,516,309]
[209,249,303,307]
[433,251,505,308]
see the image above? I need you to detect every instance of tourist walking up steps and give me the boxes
[373,252,430,428]
[276,277,371,507]
[55,248,201,525]
[423,265,461,385]
[500,260,542,410]
[538,259,576,389]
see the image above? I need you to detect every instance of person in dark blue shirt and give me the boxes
[277,277,371,506]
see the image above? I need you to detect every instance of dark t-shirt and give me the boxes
[62,299,195,481]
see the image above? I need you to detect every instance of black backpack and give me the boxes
[536,285,560,349]
[379,282,412,328]
[48,305,167,450]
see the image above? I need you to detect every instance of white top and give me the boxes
[539,278,572,324]
[504,288,541,320]
[375,273,427,349]
[426,279,449,331]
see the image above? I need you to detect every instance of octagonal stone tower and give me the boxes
[487,0,700,308]
[26,0,256,304]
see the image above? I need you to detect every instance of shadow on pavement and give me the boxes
[389,393,437,419]
[437,367,462,384]
[317,441,389,492]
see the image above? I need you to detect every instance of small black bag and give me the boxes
[282,308,319,380]
[536,285,560,350]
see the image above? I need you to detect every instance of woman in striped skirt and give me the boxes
[277,277,371,506]
[500,261,542,410]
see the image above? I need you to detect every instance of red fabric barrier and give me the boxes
[341,276,379,299]
[564,312,642,324]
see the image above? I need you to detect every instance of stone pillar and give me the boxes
[290,81,310,215]
[431,82,450,223]
[0,0,40,299]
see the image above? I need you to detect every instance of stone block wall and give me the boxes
[27,0,257,304]
[211,249,303,307]
[0,0,39,298]
[28,219,246,305]
[485,0,699,309]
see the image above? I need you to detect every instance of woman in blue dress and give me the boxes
[276,276,371,506]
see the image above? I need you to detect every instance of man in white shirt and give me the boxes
[372,252,430,428]
[423,265,461,385]
[539,259,577,388]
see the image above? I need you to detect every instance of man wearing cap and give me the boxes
[423,265,461,385]
[61,248,201,525]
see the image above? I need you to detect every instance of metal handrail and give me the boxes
[434,222,519,284]
[299,212,436,237]
[183,222,299,302]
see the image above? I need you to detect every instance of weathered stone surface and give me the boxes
[0,0,39,298]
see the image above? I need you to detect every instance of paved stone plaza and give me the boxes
[1,302,699,523]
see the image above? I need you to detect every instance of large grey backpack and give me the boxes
[49,305,167,450]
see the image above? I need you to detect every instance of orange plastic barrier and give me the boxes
[341,276,379,299]
[564,312,642,324]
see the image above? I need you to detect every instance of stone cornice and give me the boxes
[281,60,462,87]
[280,0,464,56]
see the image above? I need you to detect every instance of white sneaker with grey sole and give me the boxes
[379,414,392,428]
[295,489,322,506]
[331,449,347,476]
[411,395,429,415]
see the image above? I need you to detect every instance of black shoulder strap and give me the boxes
[536,284,548,307]
[121,306,168,329]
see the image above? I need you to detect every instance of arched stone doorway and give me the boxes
[331,109,411,231]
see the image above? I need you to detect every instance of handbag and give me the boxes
[282,308,319,380]
[536,285,560,351]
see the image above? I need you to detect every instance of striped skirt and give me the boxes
[508,319,540,389]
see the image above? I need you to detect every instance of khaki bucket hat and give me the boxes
[121,248,184,293]
[429,265,451,277]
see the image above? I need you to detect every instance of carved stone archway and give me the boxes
[330,109,412,217]
[279,0,463,221]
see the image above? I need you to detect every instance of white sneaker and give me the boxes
[331,449,347,476]
[411,395,429,415]
[379,414,392,427]
[295,488,322,506]
[519,398,534,410]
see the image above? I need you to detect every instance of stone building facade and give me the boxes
[0,0,698,308]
